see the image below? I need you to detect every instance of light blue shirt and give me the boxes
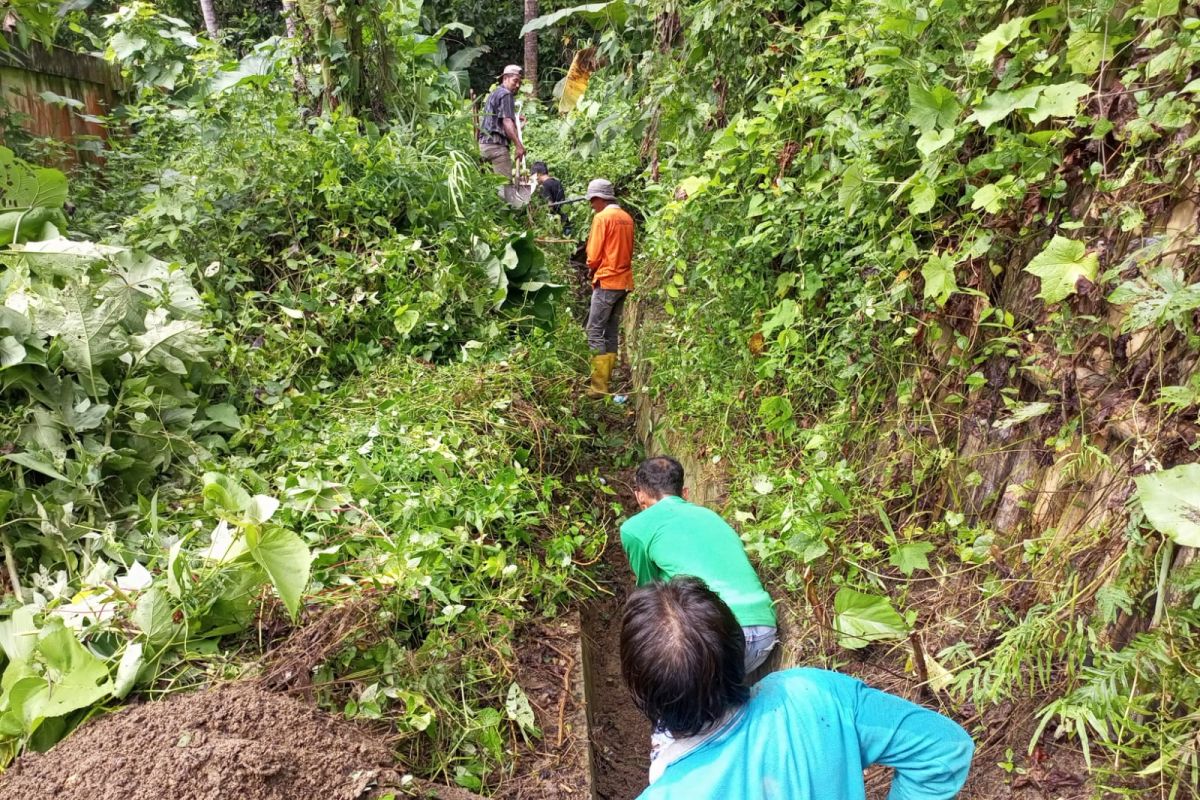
[640,668,974,800]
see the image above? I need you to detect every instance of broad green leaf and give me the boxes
[921,253,957,306]
[1024,236,1099,303]
[0,335,26,368]
[971,182,1010,213]
[133,587,182,647]
[108,31,147,61]
[915,128,955,157]
[0,147,68,210]
[108,250,205,318]
[759,395,794,432]
[35,283,128,397]
[205,403,242,431]
[519,0,627,35]
[971,17,1026,66]
[247,526,311,619]
[505,682,540,736]
[113,643,144,700]
[61,397,110,433]
[33,619,113,719]
[1134,464,1200,547]
[968,86,1041,128]
[202,472,253,514]
[1028,82,1091,124]
[908,181,937,215]
[1132,0,1179,19]
[993,400,1054,430]
[907,84,961,132]
[0,605,39,664]
[4,451,70,483]
[833,588,908,649]
[890,542,935,576]
[131,317,209,375]
[1067,31,1119,74]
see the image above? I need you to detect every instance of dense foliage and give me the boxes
[538,0,1200,794]
[0,2,596,788]
[3,0,1199,796]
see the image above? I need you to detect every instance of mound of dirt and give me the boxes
[0,682,401,800]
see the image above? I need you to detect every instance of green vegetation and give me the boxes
[2,0,1199,797]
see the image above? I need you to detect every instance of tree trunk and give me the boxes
[523,0,538,94]
[281,0,299,37]
[199,0,220,39]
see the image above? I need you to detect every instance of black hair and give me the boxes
[620,577,749,737]
[634,456,684,498]
[530,161,549,174]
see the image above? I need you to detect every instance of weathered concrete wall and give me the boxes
[0,34,120,165]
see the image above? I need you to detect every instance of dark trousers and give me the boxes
[586,288,627,353]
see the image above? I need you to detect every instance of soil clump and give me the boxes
[0,682,401,800]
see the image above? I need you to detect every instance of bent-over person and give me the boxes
[621,577,976,797]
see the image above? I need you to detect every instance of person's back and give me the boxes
[642,668,974,799]
[620,495,775,629]
[620,579,974,800]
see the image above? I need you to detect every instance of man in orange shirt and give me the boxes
[584,178,635,398]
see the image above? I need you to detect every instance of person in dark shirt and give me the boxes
[531,161,573,236]
[478,65,525,178]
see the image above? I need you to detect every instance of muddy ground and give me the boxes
[579,470,650,800]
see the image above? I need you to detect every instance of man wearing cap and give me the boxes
[584,178,635,397]
[479,65,526,178]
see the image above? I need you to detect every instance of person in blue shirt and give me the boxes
[620,577,975,798]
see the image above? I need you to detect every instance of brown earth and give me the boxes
[504,616,592,800]
[0,682,408,800]
[579,467,650,800]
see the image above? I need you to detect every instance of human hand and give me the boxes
[515,144,527,160]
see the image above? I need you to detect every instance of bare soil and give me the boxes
[504,616,592,800]
[579,469,650,800]
[0,682,403,800]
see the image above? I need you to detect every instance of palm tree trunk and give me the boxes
[523,0,538,95]
[199,0,220,39]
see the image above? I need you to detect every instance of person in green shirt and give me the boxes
[620,456,777,674]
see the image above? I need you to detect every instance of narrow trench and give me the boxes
[562,251,648,800]
[579,527,650,800]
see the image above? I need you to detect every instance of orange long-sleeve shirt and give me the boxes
[586,204,635,290]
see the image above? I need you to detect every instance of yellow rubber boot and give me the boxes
[587,353,613,398]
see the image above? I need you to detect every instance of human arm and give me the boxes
[502,118,525,160]
[619,524,658,586]
[853,681,974,799]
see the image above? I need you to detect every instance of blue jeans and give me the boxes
[743,625,777,674]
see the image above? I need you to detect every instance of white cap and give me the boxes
[501,64,523,77]
[585,178,616,200]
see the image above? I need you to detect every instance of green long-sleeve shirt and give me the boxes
[619,495,776,628]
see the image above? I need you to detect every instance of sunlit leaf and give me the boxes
[1024,236,1098,303]
[1135,464,1200,547]
[833,588,908,649]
